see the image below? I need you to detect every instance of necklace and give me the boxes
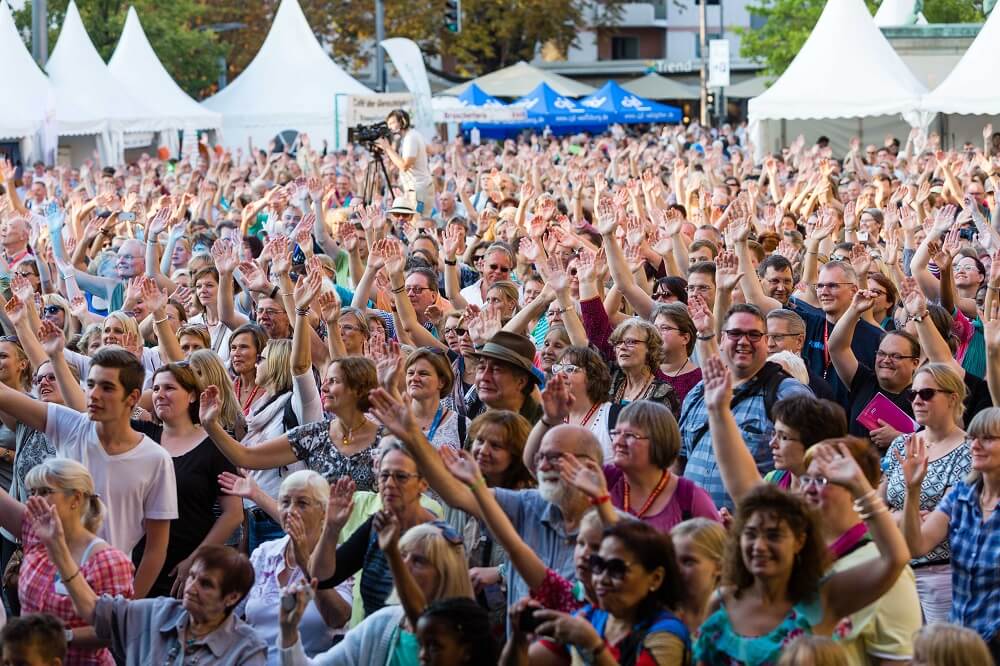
[616,373,653,403]
[339,416,369,449]
[664,359,690,378]
[623,469,671,518]
[234,378,262,416]
[568,402,601,428]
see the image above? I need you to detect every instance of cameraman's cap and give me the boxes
[388,197,416,216]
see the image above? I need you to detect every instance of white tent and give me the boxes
[109,7,222,157]
[202,0,370,150]
[439,62,596,98]
[0,1,53,160]
[748,0,927,157]
[46,1,157,164]
[620,73,699,101]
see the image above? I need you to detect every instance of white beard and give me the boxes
[538,476,572,506]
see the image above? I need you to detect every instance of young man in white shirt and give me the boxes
[0,347,177,598]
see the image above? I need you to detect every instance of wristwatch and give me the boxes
[912,310,929,323]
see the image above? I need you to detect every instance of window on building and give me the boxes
[611,35,640,60]
[694,32,722,58]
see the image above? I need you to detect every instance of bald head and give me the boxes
[539,424,603,470]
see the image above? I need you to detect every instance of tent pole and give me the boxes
[375,0,386,92]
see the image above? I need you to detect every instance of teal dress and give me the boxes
[693,594,823,665]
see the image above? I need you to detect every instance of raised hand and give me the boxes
[519,237,543,265]
[595,199,618,236]
[701,355,733,412]
[2,294,27,326]
[372,509,402,553]
[378,237,406,275]
[715,251,744,292]
[25,496,65,548]
[442,224,464,261]
[812,442,869,495]
[539,372,574,423]
[688,294,715,336]
[902,280,927,317]
[849,244,872,278]
[316,290,341,324]
[368,387,420,440]
[199,385,223,425]
[238,261,270,294]
[559,453,608,500]
[293,269,323,311]
[141,278,168,315]
[372,337,403,392]
[217,471,260,500]
[439,445,484,487]
[269,237,292,276]
[38,319,67,357]
[325,476,356,531]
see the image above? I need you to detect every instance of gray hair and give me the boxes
[279,470,330,505]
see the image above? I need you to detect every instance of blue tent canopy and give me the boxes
[577,81,682,124]
[457,83,507,108]
[511,83,609,130]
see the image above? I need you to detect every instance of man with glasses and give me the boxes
[765,309,834,400]
[686,262,717,313]
[678,302,812,510]
[450,242,515,309]
[828,288,920,446]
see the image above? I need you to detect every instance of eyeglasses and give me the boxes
[767,332,801,341]
[406,286,432,295]
[257,308,284,317]
[444,327,467,336]
[0,336,19,344]
[686,285,711,294]
[653,291,673,300]
[909,388,953,402]
[875,351,917,363]
[429,520,464,546]
[829,255,848,262]
[16,271,38,279]
[815,282,854,291]
[42,305,65,316]
[614,337,648,348]
[551,363,583,375]
[587,554,634,581]
[33,373,57,386]
[339,324,361,333]
[798,475,829,489]
[487,264,511,273]
[724,329,765,342]
[610,430,650,446]
[656,324,680,334]
[378,470,421,485]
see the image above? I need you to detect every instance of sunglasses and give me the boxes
[430,520,464,546]
[724,329,764,342]
[0,336,19,344]
[587,554,633,581]
[42,305,65,316]
[909,388,953,402]
[444,327,468,336]
[487,264,511,273]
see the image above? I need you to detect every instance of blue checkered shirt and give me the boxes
[936,479,1000,641]
[678,376,812,510]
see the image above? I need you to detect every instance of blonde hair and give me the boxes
[78,324,103,354]
[0,339,31,392]
[279,470,330,506]
[912,624,992,666]
[42,293,74,339]
[255,339,292,394]
[397,523,474,603]
[188,350,242,434]
[776,635,849,666]
[104,311,140,342]
[767,350,809,385]
[176,323,212,349]
[671,518,727,566]
[914,362,967,427]
[25,458,106,534]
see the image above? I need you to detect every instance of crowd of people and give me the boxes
[0,111,997,666]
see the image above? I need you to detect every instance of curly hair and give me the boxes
[723,485,828,604]
[609,317,665,372]
[558,346,612,404]
[418,598,499,665]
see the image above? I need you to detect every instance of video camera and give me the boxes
[348,122,392,150]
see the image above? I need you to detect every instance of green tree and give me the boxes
[15,0,226,98]
[922,0,985,22]
[738,0,879,77]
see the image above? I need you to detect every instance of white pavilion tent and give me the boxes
[748,0,927,158]
[202,0,371,150]
[46,1,158,164]
[439,62,596,98]
[109,7,222,158]
[0,1,53,162]
[918,7,1000,146]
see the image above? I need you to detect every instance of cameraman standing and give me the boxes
[376,109,433,215]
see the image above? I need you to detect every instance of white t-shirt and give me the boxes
[400,130,431,191]
[44,403,178,552]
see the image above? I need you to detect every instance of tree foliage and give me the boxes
[15,0,226,98]
[922,0,986,22]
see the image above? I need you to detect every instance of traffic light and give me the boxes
[444,0,461,33]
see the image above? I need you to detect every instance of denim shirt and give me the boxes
[94,595,267,665]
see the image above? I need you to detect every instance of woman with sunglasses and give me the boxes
[799,439,922,664]
[0,459,135,666]
[507,520,692,666]
[41,294,75,340]
[694,464,909,666]
[129,363,244,599]
[881,363,969,624]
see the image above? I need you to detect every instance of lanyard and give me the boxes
[426,406,446,442]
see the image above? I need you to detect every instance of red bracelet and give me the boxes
[589,494,610,506]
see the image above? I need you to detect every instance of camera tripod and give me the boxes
[362,146,396,205]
